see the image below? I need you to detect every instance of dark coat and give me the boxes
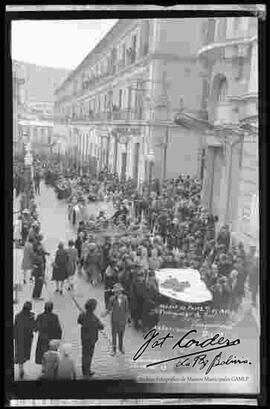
[21,241,35,270]
[130,280,146,319]
[75,237,83,259]
[217,231,230,250]
[52,248,69,281]
[14,310,35,364]
[77,312,104,344]
[66,247,78,276]
[102,243,112,269]
[35,312,62,364]
[32,254,45,279]
[104,271,118,291]
[142,286,159,328]
[108,294,129,328]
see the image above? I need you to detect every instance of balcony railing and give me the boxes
[112,109,144,121]
[55,108,145,124]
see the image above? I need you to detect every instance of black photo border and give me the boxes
[4,3,268,406]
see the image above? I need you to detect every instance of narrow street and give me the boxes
[13,182,164,381]
[13,182,260,388]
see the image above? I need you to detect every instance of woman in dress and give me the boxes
[52,242,69,294]
[84,243,102,286]
[14,301,35,379]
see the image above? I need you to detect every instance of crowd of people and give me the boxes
[14,155,259,380]
[18,159,259,316]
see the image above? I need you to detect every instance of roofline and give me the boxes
[54,19,129,95]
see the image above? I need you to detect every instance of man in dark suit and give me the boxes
[77,298,104,377]
[104,283,129,356]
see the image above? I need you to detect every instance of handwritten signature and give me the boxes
[133,328,251,374]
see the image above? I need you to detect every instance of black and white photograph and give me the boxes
[6,4,266,405]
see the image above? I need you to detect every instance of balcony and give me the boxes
[65,108,145,124]
[126,48,136,65]
[198,36,257,61]
[112,109,144,121]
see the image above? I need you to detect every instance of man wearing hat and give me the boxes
[103,283,130,356]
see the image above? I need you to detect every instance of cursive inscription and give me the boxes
[132,328,250,373]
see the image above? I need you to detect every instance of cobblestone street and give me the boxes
[13,182,163,381]
[13,182,259,385]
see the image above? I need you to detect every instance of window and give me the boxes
[235,57,245,81]
[215,18,227,42]
[122,43,126,65]
[97,96,100,113]
[106,56,110,73]
[131,35,137,62]
[111,48,117,73]
[207,19,216,44]
[119,89,122,109]
[142,20,150,55]
[233,17,241,34]
[132,35,137,52]
[127,86,132,109]
[201,79,209,110]
[217,78,228,102]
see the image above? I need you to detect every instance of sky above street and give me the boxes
[11,19,118,69]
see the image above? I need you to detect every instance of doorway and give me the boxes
[133,143,140,186]
[121,152,127,180]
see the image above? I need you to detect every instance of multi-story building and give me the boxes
[13,60,69,156]
[13,61,26,157]
[54,19,207,184]
[18,98,54,155]
[175,17,258,249]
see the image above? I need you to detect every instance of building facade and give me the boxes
[13,61,26,158]
[18,99,54,155]
[175,17,258,249]
[54,19,207,185]
[12,60,69,157]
